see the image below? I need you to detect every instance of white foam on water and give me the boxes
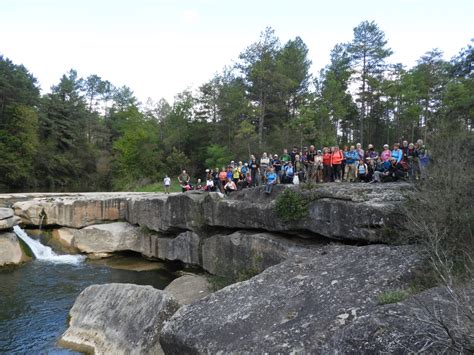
[13,225,85,265]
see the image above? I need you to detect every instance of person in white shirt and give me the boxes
[163,175,171,194]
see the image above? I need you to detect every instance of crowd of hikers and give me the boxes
[167,139,429,195]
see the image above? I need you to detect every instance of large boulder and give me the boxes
[323,282,474,353]
[164,274,211,306]
[0,232,28,266]
[141,231,201,265]
[160,244,422,354]
[202,231,320,277]
[0,207,20,230]
[202,183,410,242]
[59,283,180,355]
[71,222,142,254]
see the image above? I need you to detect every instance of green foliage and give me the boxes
[205,144,233,170]
[236,267,260,282]
[0,29,473,193]
[208,275,234,292]
[377,290,409,305]
[275,188,310,222]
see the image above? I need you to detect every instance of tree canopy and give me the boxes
[0,23,472,191]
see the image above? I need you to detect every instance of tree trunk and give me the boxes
[259,90,265,149]
[360,53,367,146]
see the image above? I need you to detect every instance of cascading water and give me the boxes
[13,225,85,265]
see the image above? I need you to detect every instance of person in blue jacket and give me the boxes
[391,143,403,163]
[264,167,278,194]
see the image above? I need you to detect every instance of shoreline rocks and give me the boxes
[0,232,30,266]
[59,283,180,355]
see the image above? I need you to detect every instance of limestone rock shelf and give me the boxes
[8,182,411,243]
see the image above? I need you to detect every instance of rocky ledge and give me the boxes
[10,182,411,243]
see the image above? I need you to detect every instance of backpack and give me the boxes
[399,160,409,172]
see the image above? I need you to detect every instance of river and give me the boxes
[0,252,177,353]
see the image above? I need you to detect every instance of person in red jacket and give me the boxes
[322,147,332,182]
[331,146,344,182]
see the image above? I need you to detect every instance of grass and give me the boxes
[135,182,183,193]
[377,289,409,305]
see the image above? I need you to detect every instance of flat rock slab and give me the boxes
[60,283,180,355]
[160,244,422,354]
[164,274,211,306]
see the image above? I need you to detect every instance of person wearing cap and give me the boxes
[272,154,283,182]
[380,144,391,162]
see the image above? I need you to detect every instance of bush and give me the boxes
[275,188,310,223]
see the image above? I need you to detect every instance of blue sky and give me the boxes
[1,0,473,103]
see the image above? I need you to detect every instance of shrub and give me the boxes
[275,188,310,223]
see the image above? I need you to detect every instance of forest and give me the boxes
[0,20,472,192]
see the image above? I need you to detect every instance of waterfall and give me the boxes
[13,226,85,265]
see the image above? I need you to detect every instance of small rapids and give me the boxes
[13,225,85,265]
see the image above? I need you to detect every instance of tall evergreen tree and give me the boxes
[348,20,392,145]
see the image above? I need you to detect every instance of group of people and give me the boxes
[167,139,429,195]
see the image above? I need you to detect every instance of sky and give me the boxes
[1,0,473,104]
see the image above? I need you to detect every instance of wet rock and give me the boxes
[160,244,422,354]
[0,232,28,266]
[60,283,180,355]
[202,231,320,277]
[164,274,211,306]
[141,231,201,266]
